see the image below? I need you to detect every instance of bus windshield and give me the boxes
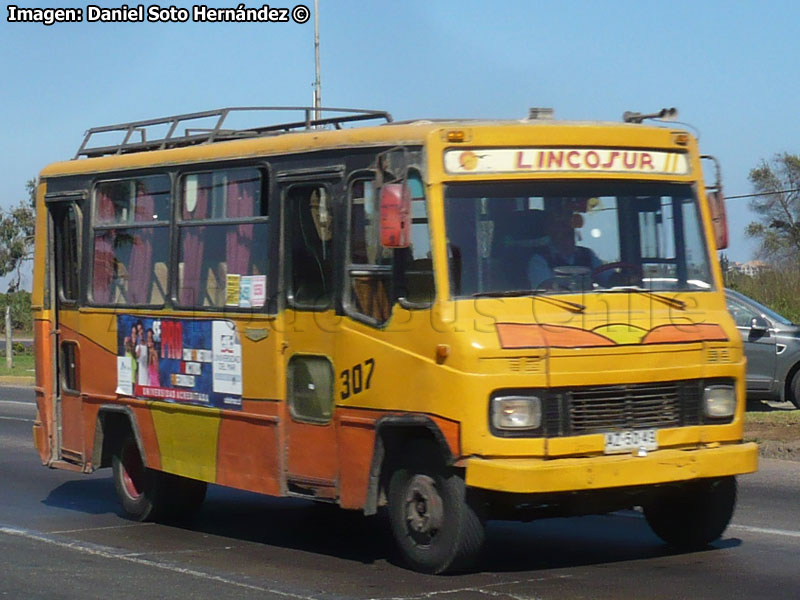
[444,181,713,298]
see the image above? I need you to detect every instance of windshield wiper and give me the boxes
[604,286,686,310]
[472,289,585,313]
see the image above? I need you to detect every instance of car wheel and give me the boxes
[789,370,800,409]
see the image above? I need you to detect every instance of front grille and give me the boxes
[566,380,701,434]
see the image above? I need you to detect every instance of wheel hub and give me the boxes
[404,474,444,537]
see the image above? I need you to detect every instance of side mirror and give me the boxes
[750,316,769,332]
[701,155,728,250]
[708,190,728,250]
[379,183,411,248]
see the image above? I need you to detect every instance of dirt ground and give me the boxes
[744,400,800,462]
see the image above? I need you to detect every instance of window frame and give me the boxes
[343,167,435,327]
[173,165,270,312]
[60,340,80,394]
[88,173,173,308]
[52,202,82,306]
[284,181,338,312]
[287,354,335,425]
[343,170,394,327]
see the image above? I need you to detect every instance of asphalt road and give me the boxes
[2,386,799,599]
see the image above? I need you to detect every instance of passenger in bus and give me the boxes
[528,200,602,289]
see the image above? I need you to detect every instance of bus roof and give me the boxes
[39,106,693,179]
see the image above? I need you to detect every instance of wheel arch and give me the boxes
[363,414,457,516]
[90,405,146,471]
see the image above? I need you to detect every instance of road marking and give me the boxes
[49,523,156,534]
[730,524,800,539]
[0,525,320,599]
[0,400,35,406]
[0,416,34,423]
[372,576,569,600]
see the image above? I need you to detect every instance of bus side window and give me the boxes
[347,179,392,323]
[345,171,434,324]
[397,171,434,307]
[287,185,333,310]
[91,175,170,306]
[177,167,268,309]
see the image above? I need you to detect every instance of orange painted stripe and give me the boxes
[642,323,728,344]
[496,323,616,349]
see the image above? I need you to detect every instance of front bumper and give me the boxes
[464,442,758,494]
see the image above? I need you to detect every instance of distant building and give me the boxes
[726,260,769,277]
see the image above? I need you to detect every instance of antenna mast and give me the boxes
[314,0,321,123]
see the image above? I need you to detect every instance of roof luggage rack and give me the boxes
[74,106,393,159]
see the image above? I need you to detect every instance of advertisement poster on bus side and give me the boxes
[115,315,242,410]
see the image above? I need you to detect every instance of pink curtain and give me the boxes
[127,185,154,304]
[179,181,209,305]
[225,176,255,274]
[92,191,116,303]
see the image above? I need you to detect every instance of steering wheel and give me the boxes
[591,261,642,285]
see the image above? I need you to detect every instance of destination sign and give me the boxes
[444,148,690,175]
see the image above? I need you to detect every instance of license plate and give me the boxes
[604,429,658,454]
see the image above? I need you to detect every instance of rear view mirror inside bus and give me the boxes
[379,183,411,248]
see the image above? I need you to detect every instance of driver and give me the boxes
[528,199,602,288]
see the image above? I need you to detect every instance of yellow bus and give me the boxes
[32,106,757,573]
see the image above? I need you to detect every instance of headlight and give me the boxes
[492,395,542,430]
[703,384,736,418]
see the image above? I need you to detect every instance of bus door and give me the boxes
[47,197,83,464]
[280,176,340,499]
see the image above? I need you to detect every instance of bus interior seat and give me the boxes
[404,258,434,305]
[203,262,226,307]
[352,275,391,321]
[111,261,128,304]
[149,262,168,305]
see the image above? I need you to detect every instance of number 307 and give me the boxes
[340,359,375,400]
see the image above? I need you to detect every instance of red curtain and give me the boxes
[179,180,209,305]
[225,177,255,274]
[128,184,154,304]
[92,191,116,303]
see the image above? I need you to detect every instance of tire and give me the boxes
[789,370,800,409]
[112,435,167,521]
[387,440,485,574]
[112,436,207,522]
[643,476,737,549]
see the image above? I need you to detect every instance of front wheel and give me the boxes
[643,476,737,549]
[788,370,800,409]
[387,441,485,574]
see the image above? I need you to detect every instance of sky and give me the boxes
[2,0,799,289]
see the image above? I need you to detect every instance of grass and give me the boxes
[727,269,800,323]
[0,350,34,378]
[745,409,800,426]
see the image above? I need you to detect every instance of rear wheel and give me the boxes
[112,436,165,521]
[643,476,737,549]
[112,435,207,522]
[387,440,485,574]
